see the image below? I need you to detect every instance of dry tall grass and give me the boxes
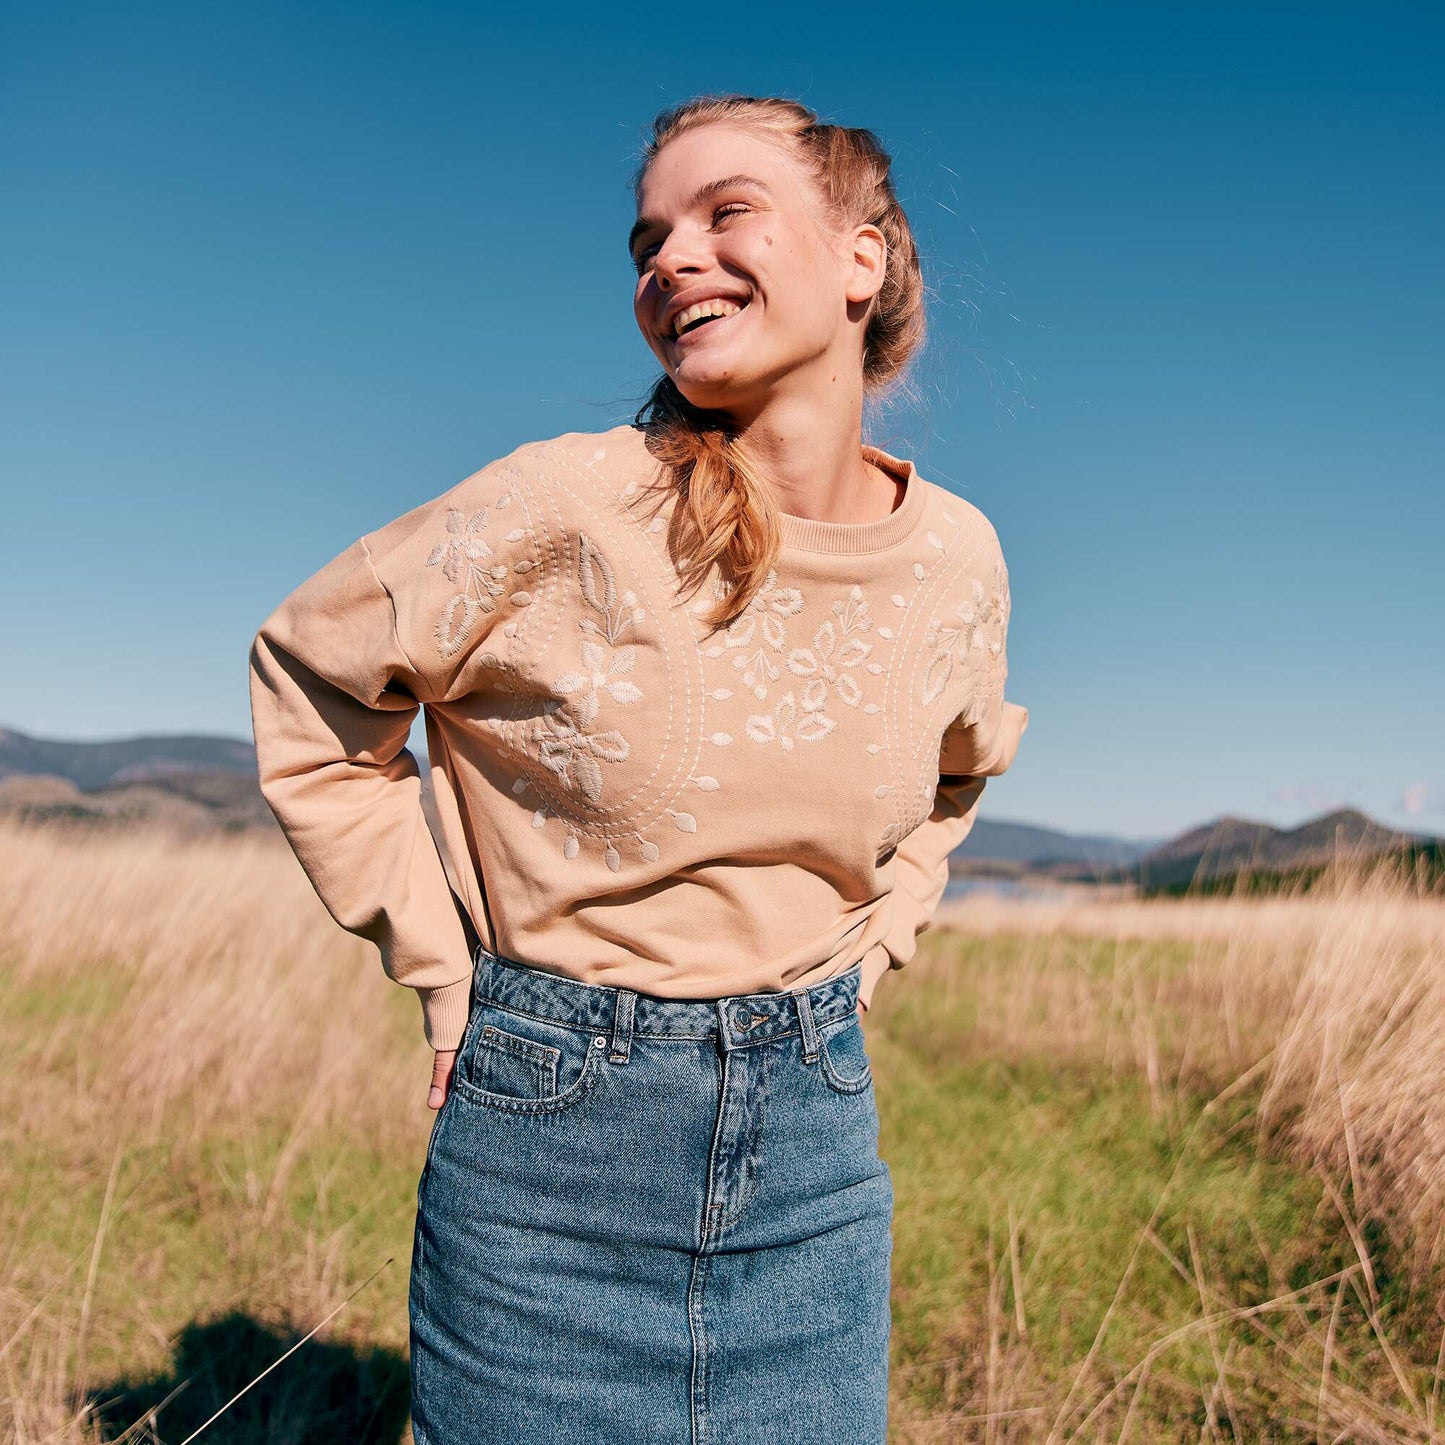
[3,815,1444,1441]
[934,856,1445,1288]
[899,854,1445,1440]
[0,817,429,1442]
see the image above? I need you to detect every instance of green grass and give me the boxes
[3,932,1436,1442]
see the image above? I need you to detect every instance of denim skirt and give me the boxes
[409,945,894,1444]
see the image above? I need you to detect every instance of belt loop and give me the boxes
[793,986,820,1064]
[610,987,638,1064]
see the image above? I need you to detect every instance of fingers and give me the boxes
[428,1049,457,1111]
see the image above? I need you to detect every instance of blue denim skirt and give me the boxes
[409,945,894,1444]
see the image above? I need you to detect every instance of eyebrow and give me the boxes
[628,174,773,259]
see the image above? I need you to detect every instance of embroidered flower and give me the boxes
[921,563,1009,708]
[745,681,834,751]
[525,530,687,864]
[427,507,510,657]
[785,586,874,718]
[555,641,642,705]
[717,568,804,700]
[537,692,629,807]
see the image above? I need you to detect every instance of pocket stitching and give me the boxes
[480,1024,562,1087]
[816,1016,873,1094]
[452,1034,603,1115]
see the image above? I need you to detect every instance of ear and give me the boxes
[845,223,887,306]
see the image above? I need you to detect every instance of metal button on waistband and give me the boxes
[732,1005,769,1034]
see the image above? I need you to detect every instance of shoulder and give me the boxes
[911,473,1009,574]
[362,424,657,561]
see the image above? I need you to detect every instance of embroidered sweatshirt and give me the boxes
[248,424,1029,1051]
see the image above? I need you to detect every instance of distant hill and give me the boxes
[1123,809,1442,894]
[0,726,269,832]
[0,726,255,791]
[952,818,1156,870]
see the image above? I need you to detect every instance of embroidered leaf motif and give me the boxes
[573,755,604,803]
[587,730,630,763]
[725,615,756,650]
[921,562,1011,714]
[525,529,694,865]
[795,711,835,743]
[745,714,775,745]
[427,504,511,657]
[436,595,482,660]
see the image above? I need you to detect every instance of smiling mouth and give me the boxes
[668,298,748,342]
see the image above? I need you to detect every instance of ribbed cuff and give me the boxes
[418,975,474,1051]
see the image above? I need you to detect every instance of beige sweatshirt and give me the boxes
[249,424,1028,1050]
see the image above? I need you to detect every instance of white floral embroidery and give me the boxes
[534,535,643,819]
[921,562,1010,709]
[426,507,510,658]
[745,682,834,751]
[707,568,803,700]
[786,585,874,711]
[537,691,629,806]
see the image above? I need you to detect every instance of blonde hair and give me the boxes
[632,94,927,629]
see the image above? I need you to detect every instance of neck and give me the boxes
[725,378,902,525]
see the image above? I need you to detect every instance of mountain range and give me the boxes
[2,726,1437,890]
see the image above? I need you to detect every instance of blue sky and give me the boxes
[2,2,1440,839]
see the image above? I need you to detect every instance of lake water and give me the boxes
[940,875,1085,903]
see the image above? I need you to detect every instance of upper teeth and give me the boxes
[672,298,744,338]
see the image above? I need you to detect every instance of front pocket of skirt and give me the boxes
[452,1003,604,1116]
[816,1015,874,1095]
[475,1024,560,1099]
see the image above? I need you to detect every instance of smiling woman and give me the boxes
[248,91,1027,1444]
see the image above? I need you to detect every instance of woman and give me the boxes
[250,93,1028,1444]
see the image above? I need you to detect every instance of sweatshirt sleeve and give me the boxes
[863,537,1029,1011]
[248,535,476,1051]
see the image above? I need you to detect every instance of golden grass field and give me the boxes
[3,814,1444,1442]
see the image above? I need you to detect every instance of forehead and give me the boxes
[636,123,808,211]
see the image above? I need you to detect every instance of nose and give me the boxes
[652,231,706,293]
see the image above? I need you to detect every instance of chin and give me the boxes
[667,357,774,416]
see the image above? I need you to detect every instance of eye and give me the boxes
[631,203,753,275]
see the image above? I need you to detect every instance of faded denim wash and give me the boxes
[410,945,894,1443]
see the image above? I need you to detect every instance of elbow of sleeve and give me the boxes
[941,700,1029,778]
[981,701,1029,775]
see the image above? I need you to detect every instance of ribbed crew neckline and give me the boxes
[777,444,926,556]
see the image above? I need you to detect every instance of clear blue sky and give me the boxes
[2,2,1440,840]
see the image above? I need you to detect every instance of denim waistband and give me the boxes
[473,945,862,1053]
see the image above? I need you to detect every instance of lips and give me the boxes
[670,299,751,343]
[660,291,752,344]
